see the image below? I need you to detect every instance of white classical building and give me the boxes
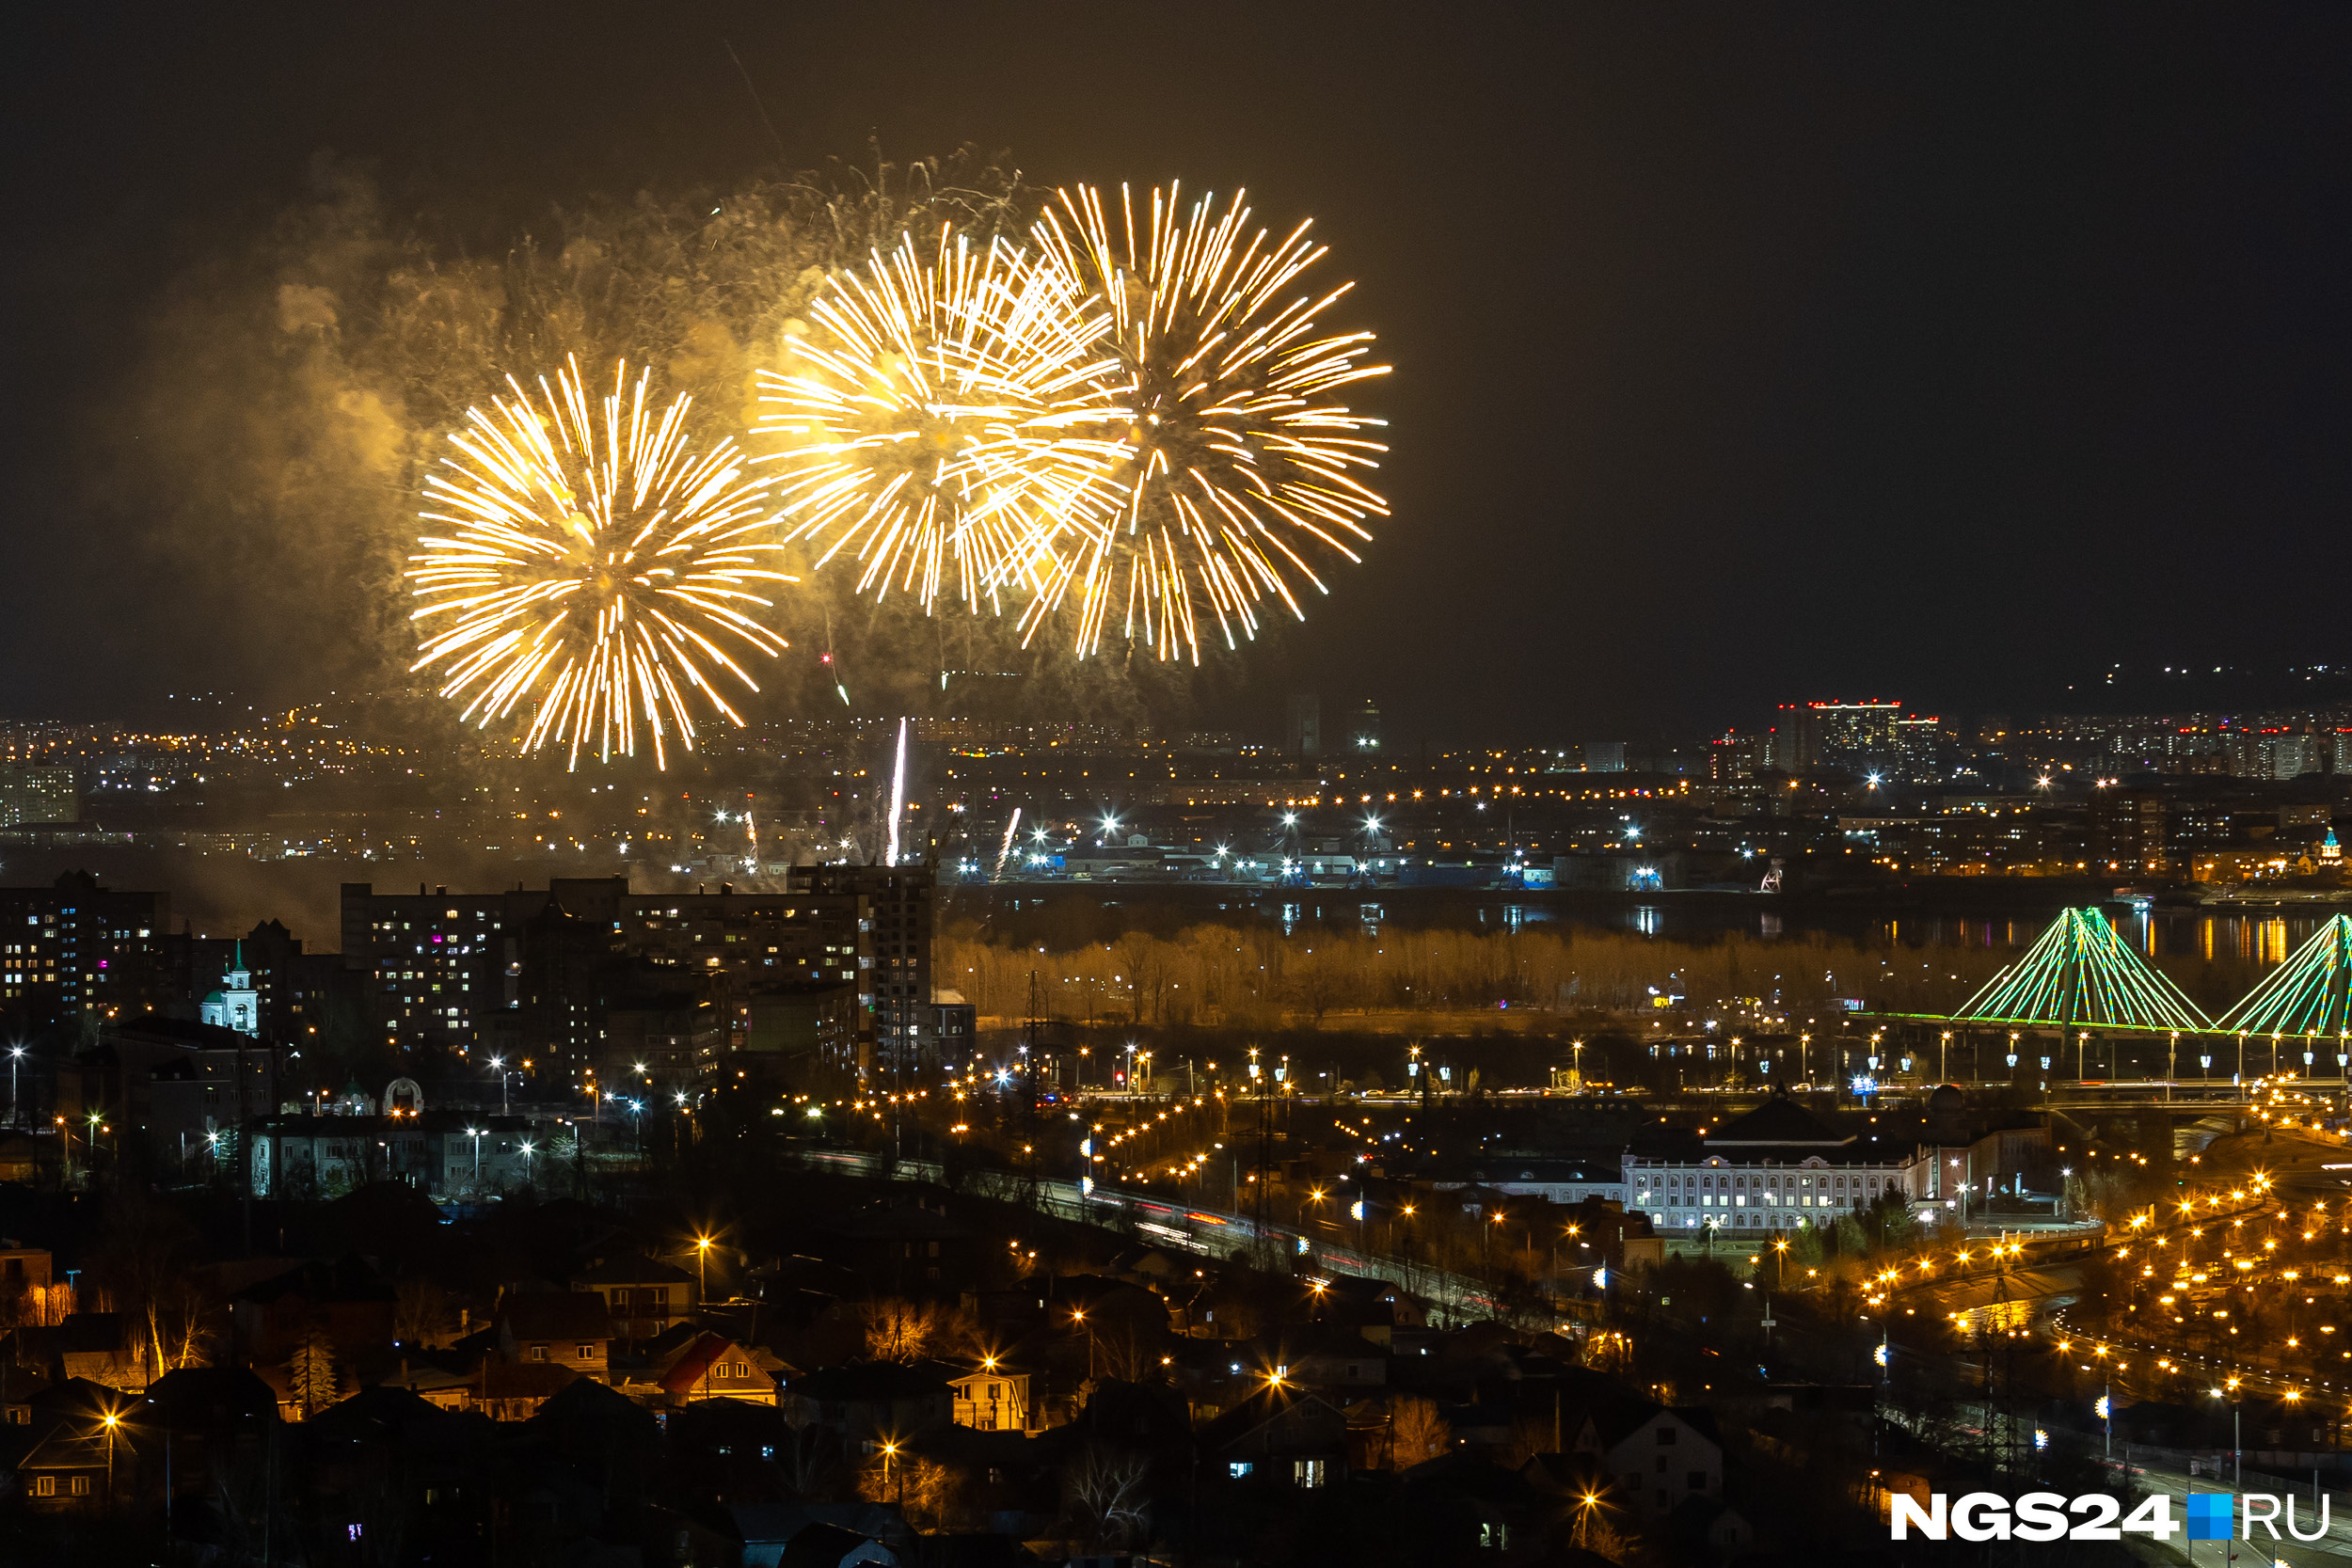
[1623,1094,1931,1234]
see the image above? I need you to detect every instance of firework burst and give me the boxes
[406,356,791,768]
[755,229,1124,614]
[1025,182,1389,663]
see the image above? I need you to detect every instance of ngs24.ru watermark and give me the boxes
[1893,1491,2332,1544]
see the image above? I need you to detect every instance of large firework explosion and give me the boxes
[1025,182,1390,663]
[754,229,1125,614]
[406,356,792,768]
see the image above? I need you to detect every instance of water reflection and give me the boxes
[1839,909,2339,965]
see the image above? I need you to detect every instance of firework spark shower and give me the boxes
[406,356,793,769]
[754,228,1126,616]
[756,189,1391,664]
[1026,182,1390,664]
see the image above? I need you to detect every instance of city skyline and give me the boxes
[8,10,2352,1564]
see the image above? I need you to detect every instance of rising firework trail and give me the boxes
[1028,182,1390,662]
[755,229,1124,615]
[406,357,792,768]
[884,717,910,867]
[993,806,1023,881]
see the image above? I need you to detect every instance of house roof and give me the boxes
[233,1256,394,1307]
[532,1372,662,1435]
[12,1314,129,1360]
[16,1423,117,1473]
[660,1332,776,1396]
[136,1367,278,1433]
[481,1362,581,1401]
[788,1363,948,1402]
[781,1521,892,1568]
[730,1501,911,1548]
[1401,1449,1542,1506]
[574,1255,695,1287]
[299,1385,447,1443]
[945,1366,1029,1390]
[1196,1386,1346,1454]
[501,1291,613,1341]
[1454,1159,1626,1185]
[1702,1095,1850,1148]
[1259,1326,1389,1364]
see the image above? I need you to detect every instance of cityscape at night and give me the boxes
[8,6,2352,1566]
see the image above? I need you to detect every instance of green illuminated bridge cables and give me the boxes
[2215,913,2352,1039]
[1944,907,2212,1034]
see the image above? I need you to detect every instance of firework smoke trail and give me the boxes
[993,806,1023,881]
[406,357,793,769]
[884,717,910,867]
[755,229,1126,616]
[1027,183,1390,663]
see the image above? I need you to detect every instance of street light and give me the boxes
[101,1406,120,1499]
[694,1234,714,1303]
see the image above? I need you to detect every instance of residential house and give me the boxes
[734,1504,917,1568]
[1200,1386,1349,1489]
[782,1364,952,1445]
[572,1254,697,1339]
[8,1313,151,1394]
[782,1521,900,1568]
[230,1255,396,1368]
[134,1366,278,1520]
[1556,1392,1724,1525]
[947,1367,1040,1433]
[498,1291,612,1383]
[825,1204,974,1294]
[14,1422,112,1508]
[8,1378,134,1510]
[1275,1328,1390,1397]
[478,1361,580,1422]
[0,1243,61,1325]
[660,1330,781,1405]
[730,1504,914,1568]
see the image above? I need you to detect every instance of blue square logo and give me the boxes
[2185,1494,2233,1541]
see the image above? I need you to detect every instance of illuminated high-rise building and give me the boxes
[1285,693,1322,758]
[0,766,75,827]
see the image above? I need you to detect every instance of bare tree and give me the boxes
[860,1297,940,1363]
[774,1416,851,1500]
[861,1452,957,1528]
[1064,1441,1151,1551]
[1390,1395,1452,1467]
[1091,1320,1168,1385]
[393,1280,453,1348]
[1287,949,1349,1029]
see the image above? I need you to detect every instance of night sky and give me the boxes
[8,4,2352,743]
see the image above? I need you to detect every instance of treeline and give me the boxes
[938,918,2283,1029]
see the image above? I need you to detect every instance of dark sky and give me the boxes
[8,3,2352,744]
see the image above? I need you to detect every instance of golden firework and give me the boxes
[1029,182,1389,662]
[754,228,1123,614]
[406,356,791,768]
